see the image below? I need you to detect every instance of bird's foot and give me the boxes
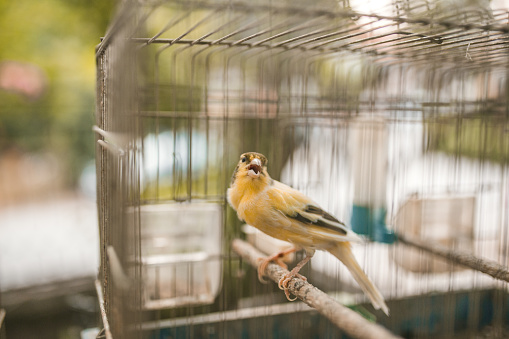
[278,271,307,301]
[277,252,313,301]
[257,255,288,284]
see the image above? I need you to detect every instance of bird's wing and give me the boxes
[268,181,363,243]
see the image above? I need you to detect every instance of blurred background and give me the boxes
[0,1,114,338]
[2,0,509,338]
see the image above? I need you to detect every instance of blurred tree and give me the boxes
[0,0,115,184]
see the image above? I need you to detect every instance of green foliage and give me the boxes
[427,115,509,163]
[0,0,115,183]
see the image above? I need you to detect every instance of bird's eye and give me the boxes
[241,157,247,163]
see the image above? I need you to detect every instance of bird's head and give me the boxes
[230,152,271,186]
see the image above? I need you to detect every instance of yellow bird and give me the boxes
[228,152,389,316]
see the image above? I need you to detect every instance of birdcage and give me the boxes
[94,0,509,338]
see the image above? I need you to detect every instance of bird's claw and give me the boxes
[257,257,272,283]
[257,269,269,284]
[256,259,269,283]
[278,272,307,301]
[257,255,288,284]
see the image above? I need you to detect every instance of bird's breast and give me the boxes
[237,195,300,243]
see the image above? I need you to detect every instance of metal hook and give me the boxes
[93,125,126,156]
[465,42,473,61]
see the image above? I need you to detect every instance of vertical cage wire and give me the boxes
[95,0,509,338]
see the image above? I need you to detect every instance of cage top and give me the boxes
[98,0,509,69]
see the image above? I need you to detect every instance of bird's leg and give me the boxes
[279,250,315,301]
[257,247,297,283]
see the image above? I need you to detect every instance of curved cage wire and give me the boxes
[95,0,509,338]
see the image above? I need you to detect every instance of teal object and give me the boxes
[351,205,395,243]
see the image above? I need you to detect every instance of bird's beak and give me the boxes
[247,158,262,178]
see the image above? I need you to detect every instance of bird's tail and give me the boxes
[328,243,389,316]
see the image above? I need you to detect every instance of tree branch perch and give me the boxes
[0,308,5,331]
[397,233,509,283]
[232,239,401,339]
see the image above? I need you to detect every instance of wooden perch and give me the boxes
[0,308,5,330]
[95,279,113,339]
[398,233,509,283]
[232,239,401,339]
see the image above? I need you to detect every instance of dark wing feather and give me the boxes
[289,205,349,236]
